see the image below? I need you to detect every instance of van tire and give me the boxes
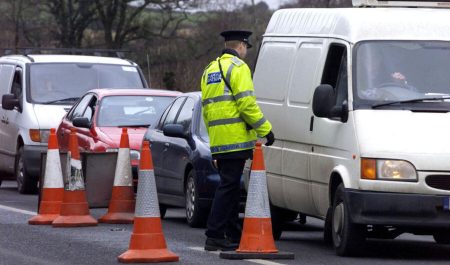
[270,203,297,240]
[15,147,38,194]
[323,207,333,245]
[433,231,450,244]
[332,184,365,256]
[159,204,167,219]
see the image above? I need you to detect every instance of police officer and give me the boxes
[201,30,275,251]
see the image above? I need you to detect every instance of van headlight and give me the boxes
[130,150,140,161]
[361,158,417,181]
[29,129,50,143]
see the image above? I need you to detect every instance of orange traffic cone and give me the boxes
[28,128,64,225]
[99,128,135,224]
[118,141,179,263]
[52,128,98,227]
[220,142,294,260]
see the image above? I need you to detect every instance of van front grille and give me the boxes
[425,175,450,191]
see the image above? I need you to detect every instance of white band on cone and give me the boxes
[43,149,64,188]
[135,169,160,217]
[113,148,132,186]
[245,170,271,218]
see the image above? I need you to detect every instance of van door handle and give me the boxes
[309,116,314,131]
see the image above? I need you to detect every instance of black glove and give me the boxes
[265,131,275,146]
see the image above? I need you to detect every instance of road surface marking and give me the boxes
[0,204,36,215]
[188,247,286,265]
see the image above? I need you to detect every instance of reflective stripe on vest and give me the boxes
[251,117,267,130]
[202,90,254,107]
[224,63,234,94]
[210,140,256,153]
[208,117,243,127]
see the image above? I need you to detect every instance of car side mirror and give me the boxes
[73,117,91,129]
[163,124,186,138]
[312,84,335,118]
[2,94,19,111]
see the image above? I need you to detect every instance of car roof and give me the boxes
[89,88,182,99]
[0,54,136,65]
[179,91,201,99]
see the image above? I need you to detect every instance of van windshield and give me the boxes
[354,41,450,110]
[29,63,144,104]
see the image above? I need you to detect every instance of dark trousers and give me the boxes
[205,158,246,239]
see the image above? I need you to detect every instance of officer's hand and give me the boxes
[265,131,275,146]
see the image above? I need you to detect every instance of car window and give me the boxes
[162,97,186,127]
[82,96,97,122]
[157,104,171,129]
[97,95,174,127]
[70,94,94,121]
[175,98,195,134]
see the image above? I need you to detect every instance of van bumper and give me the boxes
[346,189,450,228]
[23,145,47,179]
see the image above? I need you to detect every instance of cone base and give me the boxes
[219,251,295,260]
[52,215,98,227]
[118,249,179,263]
[28,214,59,225]
[99,212,134,224]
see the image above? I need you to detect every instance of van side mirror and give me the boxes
[312,85,335,118]
[2,94,19,110]
[73,117,91,129]
[330,101,349,123]
[163,124,186,138]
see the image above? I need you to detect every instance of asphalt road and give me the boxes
[1,180,450,265]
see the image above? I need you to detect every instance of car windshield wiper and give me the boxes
[372,96,450,109]
[41,97,80,104]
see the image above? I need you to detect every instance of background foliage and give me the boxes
[0,0,351,91]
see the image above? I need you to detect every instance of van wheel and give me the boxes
[159,204,167,219]
[323,207,333,245]
[16,147,38,194]
[433,231,450,244]
[270,203,297,240]
[185,169,207,228]
[332,184,365,256]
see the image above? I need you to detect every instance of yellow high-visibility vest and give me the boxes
[201,53,272,155]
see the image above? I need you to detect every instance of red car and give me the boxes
[57,89,180,176]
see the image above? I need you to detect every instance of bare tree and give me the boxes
[44,0,97,48]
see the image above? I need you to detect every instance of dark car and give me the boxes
[143,92,246,227]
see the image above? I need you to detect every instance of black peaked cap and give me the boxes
[220,30,253,49]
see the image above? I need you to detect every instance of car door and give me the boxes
[163,97,195,196]
[0,64,17,172]
[58,94,94,151]
[151,97,186,195]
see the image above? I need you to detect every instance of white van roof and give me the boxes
[1,54,135,65]
[265,8,450,43]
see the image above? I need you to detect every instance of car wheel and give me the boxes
[159,204,167,219]
[270,203,297,240]
[332,184,365,256]
[433,231,450,244]
[185,169,207,228]
[15,147,38,194]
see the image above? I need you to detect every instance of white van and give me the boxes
[0,52,147,193]
[254,0,450,256]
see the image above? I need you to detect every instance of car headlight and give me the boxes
[361,158,417,181]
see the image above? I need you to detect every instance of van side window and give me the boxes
[12,68,23,101]
[321,43,348,106]
[0,65,15,96]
